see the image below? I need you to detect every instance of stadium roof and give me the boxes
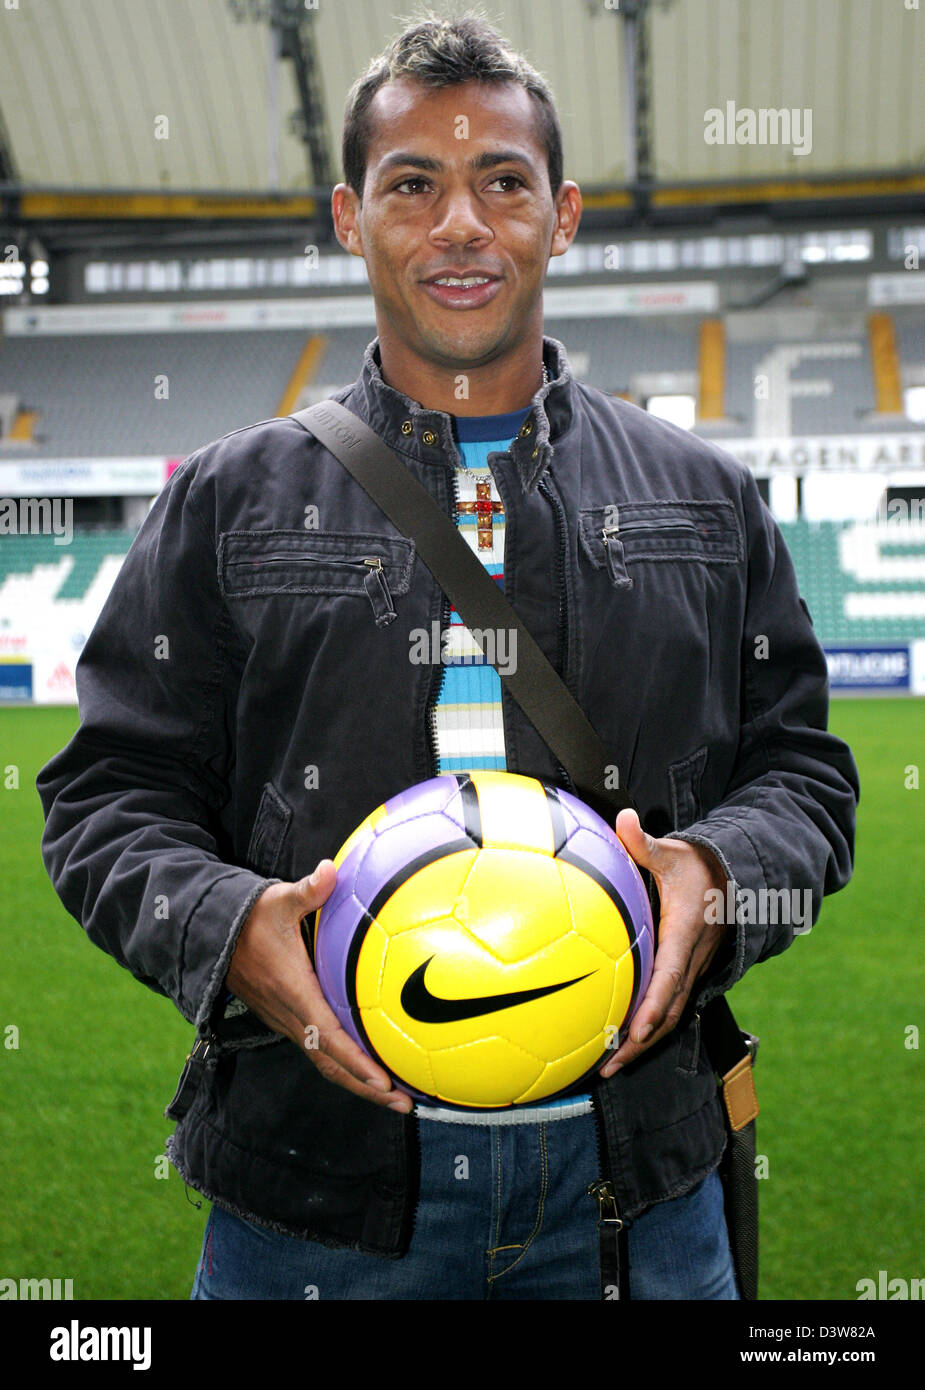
[1,0,923,196]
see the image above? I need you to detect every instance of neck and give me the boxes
[375,328,546,416]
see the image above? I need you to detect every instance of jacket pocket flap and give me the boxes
[219,530,416,598]
[579,501,743,565]
[246,779,292,876]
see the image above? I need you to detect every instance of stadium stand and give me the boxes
[0,330,315,457]
[0,529,134,605]
[779,519,925,642]
[552,315,699,395]
[2,290,924,701]
[714,336,883,438]
[0,318,706,455]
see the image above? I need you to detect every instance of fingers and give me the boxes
[615,808,659,872]
[599,950,692,1076]
[599,880,702,1075]
[311,1051,413,1112]
[599,823,731,1079]
[601,811,679,1072]
[289,858,338,915]
[296,961,414,1113]
[226,863,414,1113]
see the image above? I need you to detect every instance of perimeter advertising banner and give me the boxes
[824,645,911,691]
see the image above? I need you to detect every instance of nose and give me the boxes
[428,185,493,249]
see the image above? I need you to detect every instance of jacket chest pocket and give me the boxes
[218,530,416,627]
[578,500,743,588]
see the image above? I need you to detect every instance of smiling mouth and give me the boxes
[430,275,496,287]
[420,275,503,309]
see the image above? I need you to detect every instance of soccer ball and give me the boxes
[312,771,654,1109]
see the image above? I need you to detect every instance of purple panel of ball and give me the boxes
[544,783,583,843]
[314,837,371,1008]
[351,809,470,918]
[555,795,655,1019]
[555,785,623,846]
[561,815,654,946]
[634,909,655,987]
[380,774,462,827]
[314,901,359,1011]
[313,895,370,1055]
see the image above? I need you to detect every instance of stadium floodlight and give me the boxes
[0,260,25,296]
[905,387,925,424]
[646,394,696,429]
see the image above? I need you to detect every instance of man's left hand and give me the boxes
[599,807,729,1077]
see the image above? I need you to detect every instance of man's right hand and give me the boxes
[225,860,414,1113]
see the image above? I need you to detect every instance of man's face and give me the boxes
[333,77,580,374]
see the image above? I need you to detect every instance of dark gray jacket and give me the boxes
[37,335,858,1252]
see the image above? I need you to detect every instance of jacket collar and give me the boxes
[350,334,575,493]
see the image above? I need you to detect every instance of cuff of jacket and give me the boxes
[183,871,282,1029]
[669,818,771,1004]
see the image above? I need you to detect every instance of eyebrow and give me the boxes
[377,149,535,180]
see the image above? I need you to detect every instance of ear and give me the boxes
[332,183,365,258]
[549,181,582,259]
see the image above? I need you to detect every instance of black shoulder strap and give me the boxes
[290,399,634,817]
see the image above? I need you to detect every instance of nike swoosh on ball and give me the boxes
[400,955,595,1024]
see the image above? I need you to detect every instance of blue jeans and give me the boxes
[190,1110,739,1300]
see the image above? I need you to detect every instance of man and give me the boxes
[37,11,858,1300]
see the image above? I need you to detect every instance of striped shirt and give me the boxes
[429,405,592,1120]
[431,406,528,773]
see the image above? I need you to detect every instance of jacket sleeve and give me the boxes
[36,457,273,1028]
[672,466,859,1003]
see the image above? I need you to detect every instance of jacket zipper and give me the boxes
[235,550,392,568]
[589,1088,615,1200]
[588,1088,625,1297]
[360,557,397,626]
[426,469,457,779]
[232,551,397,624]
[409,469,458,1251]
[398,1100,423,1256]
[527,476,623,1262]
[165,1035,211,1122]
[537,475,575,794]
[602,516,700,539]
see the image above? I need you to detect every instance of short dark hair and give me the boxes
[342,6,563,202]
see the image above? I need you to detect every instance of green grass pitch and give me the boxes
[0,700,922,1300]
